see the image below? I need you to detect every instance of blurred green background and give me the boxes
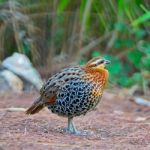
[0,0,150,92]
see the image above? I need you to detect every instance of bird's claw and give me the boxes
[63,128,93,136]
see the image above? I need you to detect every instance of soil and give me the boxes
[0,91,150,150]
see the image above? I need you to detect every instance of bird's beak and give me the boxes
[104,60,111,65]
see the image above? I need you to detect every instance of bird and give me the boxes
[26,57,110,135]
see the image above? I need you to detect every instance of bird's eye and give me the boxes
[100,60,104,64]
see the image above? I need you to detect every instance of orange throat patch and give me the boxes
[82,66,109,100]
[83,66,109,87]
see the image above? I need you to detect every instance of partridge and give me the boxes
[26,57,110,134]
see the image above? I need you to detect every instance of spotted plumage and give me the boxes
[48,78,99,117]
[26,57,110,135]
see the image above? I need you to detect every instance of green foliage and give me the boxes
[127,49,142,69]
[132,10,150,27]
[91,51,101,57]
[132,28,146,39]
[104,54,123,76]
[114,22,128,32]
[57,0,71,14]
[0,0,149,90]
[142,56,150,71]
[118,73,142,87]
[79,57,88,65]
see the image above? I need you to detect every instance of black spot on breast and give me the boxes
[82,94,88,100]
[65,78,69,82]
[79,87,83,92]
[66,97,69,102]
[79,103,83,107]
[62,101,65,106]
[76,105,79,109]
[76,99,80,103]
[60,93,65,98]
[70,95,74,99]
[84,84,89,88]
[67,87,71,91]
[71,91,76,95]
[70,104,74,108]
[66,108,70,112]
[78,92,82,96]
[72,100,77,104]
[73,82,78,86]
[58,101,61,105]
[66,85,69,88]
[72,86,78,90]
[77,95,83,99]
[70,78,74,81]
[83,102,88,106]
[55,109,59,113]
[51,82,56,86]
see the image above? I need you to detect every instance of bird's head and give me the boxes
[84,57,110,72]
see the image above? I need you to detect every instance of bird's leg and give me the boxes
[66,117,79,134]
[64,117,93,136]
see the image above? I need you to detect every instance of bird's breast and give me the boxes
[82,69,109,101]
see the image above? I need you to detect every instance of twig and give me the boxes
[0,107,26,112]
[46,0,58,73]
[9,0,23,52]
[117,46,136,59]
[133,97,150,107]
[79,31,113,57]
[68,9,79,55]
[78,0,93,50]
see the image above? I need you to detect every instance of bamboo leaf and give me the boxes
[57,0,71,14]
[132,11,150,26]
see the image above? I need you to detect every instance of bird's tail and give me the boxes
[26,97,44,114]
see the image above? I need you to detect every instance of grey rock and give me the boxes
[2,52,43,90]
[0,74,10,91]
[0,70,23,93]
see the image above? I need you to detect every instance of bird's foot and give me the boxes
[64,117,94,136]
[63,128,93,136]
[63,127,81,135]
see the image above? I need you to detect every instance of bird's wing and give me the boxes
[40,66,84,104]
[40,75,60,104]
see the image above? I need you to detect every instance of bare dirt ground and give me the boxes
[0,91,150,150]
